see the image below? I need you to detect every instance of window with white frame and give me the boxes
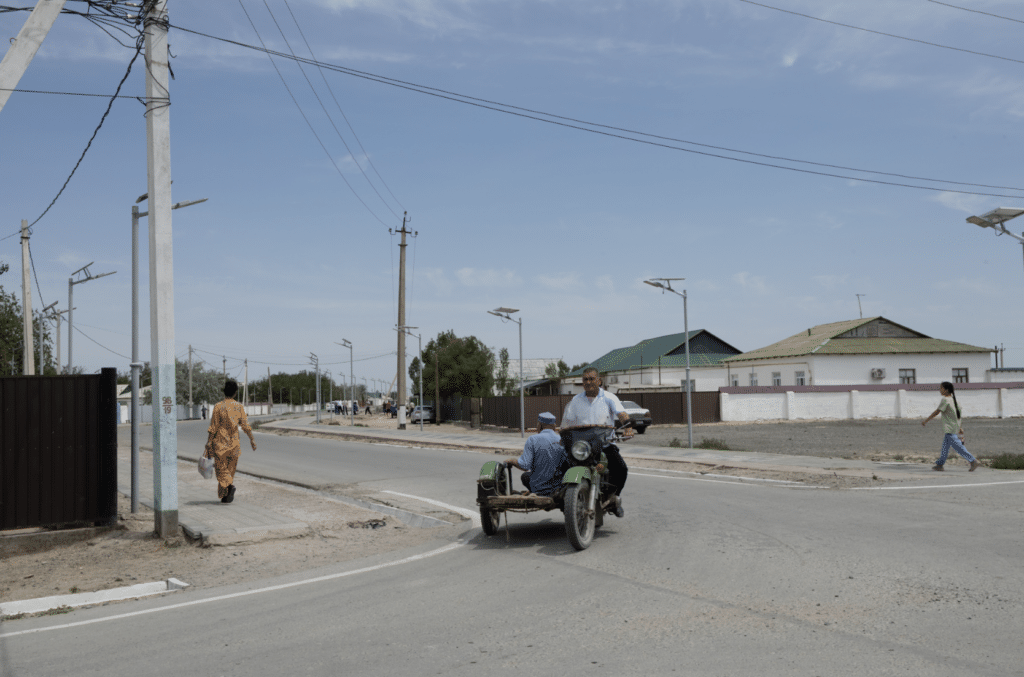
[749,373,758,386]
[899,369,916,384]
[795,371,805,386]
[953,368,968,383]
[730,374,739,387]
[771,372,781,386]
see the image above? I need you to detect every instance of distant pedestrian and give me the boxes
[352,400,358,415]
[203,380,257,503]
[201,405,207,420]
[365,402,371,415]
[923,381,979,472]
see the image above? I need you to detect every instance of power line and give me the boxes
[170,23,1024,199]
[924,0,1024,26]
[735,0,1024,66]
[275,0,404,219]
[73,324,130,360]
[0,86,142,99]
[235,0,397,227]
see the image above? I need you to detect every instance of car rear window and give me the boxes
[622,401,640,408]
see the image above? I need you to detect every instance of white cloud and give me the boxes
[536,273,579,289]
[733,271,768,295]
[455,268,521,287]
[931,191,994,215]
[781,51,798,68]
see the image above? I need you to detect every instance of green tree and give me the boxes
[494,347,516,396]
[544,359,570,379]
[570,362,589,373]
[0,285,58,375]
[421,330,495,401]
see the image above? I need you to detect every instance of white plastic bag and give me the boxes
[198,453,215,479]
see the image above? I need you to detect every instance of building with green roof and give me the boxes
[722,317,993,387]
[562,330,742,394]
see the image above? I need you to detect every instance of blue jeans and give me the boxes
[937,433,976,466]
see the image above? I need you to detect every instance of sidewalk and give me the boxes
[118,445,309,545]
[260,416,960,482]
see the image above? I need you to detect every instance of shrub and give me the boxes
[695,437,730,450]
[986,454,1024,470]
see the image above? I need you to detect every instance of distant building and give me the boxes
[562,330,742,395]
[722,317,992,387]
[493,358,563,395]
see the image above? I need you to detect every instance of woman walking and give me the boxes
[204,380,257,503]
[922,381,980,472]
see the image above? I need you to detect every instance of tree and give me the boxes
[544,359,570,379]
[494,347,516,396]
[570,362,590,373]
[420,330,495,401]
[0,285,57,375]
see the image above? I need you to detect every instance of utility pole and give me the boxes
[188,345,193,416]
[856,294,866,319]
[268,367,272,407]
[37,300,56,375]
[46,306,70,373]
[68,262,115,373]
[0,0,69,116]
[390,213,416,429]
[222,355,226,379]
[310,353,320,423]
[144,0,178,539]
[244,358,248,406]
[20,221,34,375]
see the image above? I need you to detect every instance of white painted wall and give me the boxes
[721,385,1023,422]
[987,369,1024,383]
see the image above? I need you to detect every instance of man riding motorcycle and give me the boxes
[561,367,631,517]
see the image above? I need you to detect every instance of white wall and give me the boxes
[987,369,1024,383]
[721,385,1024,422]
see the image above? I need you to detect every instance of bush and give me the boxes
[986,453,1024,470]
[695,437,730,451]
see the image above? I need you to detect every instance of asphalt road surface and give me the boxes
[3,420,1022,675]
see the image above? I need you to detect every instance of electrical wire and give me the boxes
[735,0,1024,66]
[73,324,130,360]
[923,0,1024,26]
[169,23,1024,199]
[235,0,396,227]
[275,0,405,219]
[0,87,141,99]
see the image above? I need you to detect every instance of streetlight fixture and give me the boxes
[488,307,525,438]
[67,263,116,373]
[129,194,206,513]
[398,326,424,431]
[967,208,1024,279]
[336,339,354,426]
[644,278,693,448]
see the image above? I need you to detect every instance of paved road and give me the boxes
[3,422,1021,675]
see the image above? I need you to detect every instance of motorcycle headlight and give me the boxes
[570,440,591,461]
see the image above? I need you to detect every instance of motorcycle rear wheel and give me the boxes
[480,507,501,535]
[564,480,595,551]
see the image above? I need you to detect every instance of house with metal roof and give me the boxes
[722,317,992,387]
[562,330,742,394]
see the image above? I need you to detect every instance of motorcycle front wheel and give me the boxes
[564,480,595,551]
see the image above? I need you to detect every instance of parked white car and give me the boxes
[410,405,435,423]
[620,400,652,434]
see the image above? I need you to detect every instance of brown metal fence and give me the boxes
[616,391,720,424]
[1,368,118,530]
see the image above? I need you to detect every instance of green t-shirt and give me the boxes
[937,396,961,435]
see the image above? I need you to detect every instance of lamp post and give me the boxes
[488,307,524,438]
[398,326,424,431]
[337,339,354,426]
[68,263,116,373]
[967,208,1024,280]
[326,369,333,414]
[130,194,206,514]
[644,278,692,448]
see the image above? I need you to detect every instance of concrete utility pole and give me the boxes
[68,262,115,373]
[268,367,272,407]
[37,300,56,374]
[0,0,68,116]
[20,221,34,375]
[45,306,70,373]
[187,345,193,416]
[310,353,320,423]
[223,355,226,379]
[144,0,178,539]
[856,294,866,319]
[337,340,354,426]
[243,358,248,406]
[390,213,416,429]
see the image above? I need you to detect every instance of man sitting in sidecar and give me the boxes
[505,412,565,496]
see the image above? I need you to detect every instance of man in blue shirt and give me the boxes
[507,412,566,496]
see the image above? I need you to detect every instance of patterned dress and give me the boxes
[205,398,254,499]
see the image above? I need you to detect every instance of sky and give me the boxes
[2,0,1023,390]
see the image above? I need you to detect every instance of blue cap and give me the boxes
[538,412,556,425]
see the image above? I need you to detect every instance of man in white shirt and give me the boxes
[561,367,631,517]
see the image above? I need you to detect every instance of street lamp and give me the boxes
[644,278,693,448]
[336,339,354,426]
[398,326,424,431]
[488,307,525,438]
[967,208,1024,280]
[67,263,116,373]
[129,194,206,514]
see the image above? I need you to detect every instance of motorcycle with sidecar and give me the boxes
[476,420,631,551]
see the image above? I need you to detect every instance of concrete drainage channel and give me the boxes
[0,579,190,617]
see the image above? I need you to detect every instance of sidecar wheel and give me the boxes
[480,507,501,535]
[564,481,595,551]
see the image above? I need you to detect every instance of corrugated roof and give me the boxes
[568,330,740,375]
[724,317,991,363]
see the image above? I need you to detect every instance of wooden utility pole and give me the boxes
[145,0,178,539]
[392,213,415,429]
[20,220,34,375]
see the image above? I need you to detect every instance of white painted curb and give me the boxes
[0,578,189,617]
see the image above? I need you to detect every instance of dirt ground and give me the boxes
[0,475,463,614]
[634,416,1024,460]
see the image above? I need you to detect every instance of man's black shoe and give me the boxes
[225,484,236,503]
